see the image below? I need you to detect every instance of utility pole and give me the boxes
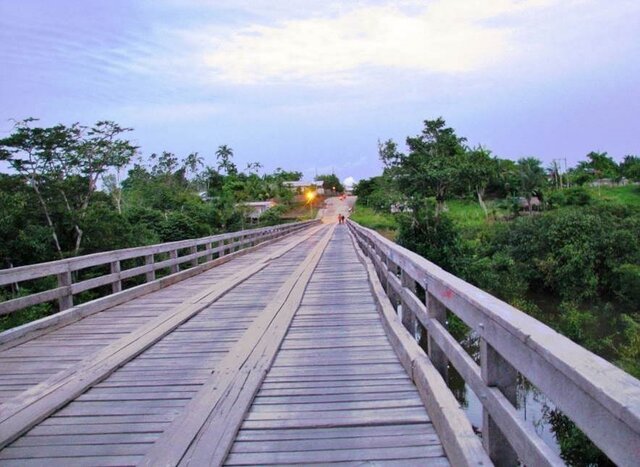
[552,158,567,189]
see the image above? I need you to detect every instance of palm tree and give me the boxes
[517,157,547,213]
[215,145,237,176]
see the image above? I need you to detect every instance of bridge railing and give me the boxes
[348,220,640,467]
[0,220,318,341]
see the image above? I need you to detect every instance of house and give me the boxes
[390,203,413,213]
[237,201,277,220]
[517,196,541,211]
[590,178,628,187]
[282,181,325,195]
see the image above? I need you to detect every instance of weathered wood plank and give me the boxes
[140,224,336,466]
[0,224,326,449]
[0,221,318,350]
[224,445,446,465]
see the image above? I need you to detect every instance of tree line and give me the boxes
[358,118,639,218]
[0,118,308,269]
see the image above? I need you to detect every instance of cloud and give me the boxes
[343,176,356,188]
[172,0,558,85]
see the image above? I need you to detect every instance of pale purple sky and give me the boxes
[1,0,638,183]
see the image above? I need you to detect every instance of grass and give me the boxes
[445,199,489,229]
[585,184,640,207]
[353,185,640,241]
[350,205,398,240]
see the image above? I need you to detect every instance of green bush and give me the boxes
[396,208,464,274]
[259,205,287,226]
[462,253,529,302]
[549,187,592,208]
[564,187,592,206]
[159,212,210,242]
[557,301,598,347]
[613,263,640,305]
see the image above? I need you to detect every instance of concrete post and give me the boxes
[426,291,448,380]
[481,339,519,466]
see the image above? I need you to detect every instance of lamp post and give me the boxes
[306,191,316,217]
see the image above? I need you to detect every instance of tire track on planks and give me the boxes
[0,223,327,449]
[140,224,337,467]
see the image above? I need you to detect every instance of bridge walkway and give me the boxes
[0,224,448,466]
[224,226,445,465]
[0,224,321,404]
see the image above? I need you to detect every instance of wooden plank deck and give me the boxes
[222,226,448,466]
[0,226,321,404]
[0,224,450,466]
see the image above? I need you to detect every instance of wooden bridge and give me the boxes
[0,219,638,466]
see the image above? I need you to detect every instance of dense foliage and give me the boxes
[0,119,316,331]
[353,118,639,466]
[0,119,309,269]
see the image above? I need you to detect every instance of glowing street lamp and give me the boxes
[305,191,316,216]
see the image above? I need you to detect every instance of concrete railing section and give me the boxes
[348,220,640,467]
[0,220,319,344]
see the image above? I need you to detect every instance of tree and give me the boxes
[216,145,237,176]
[0,119,137,256]
[273,168,302,182]
[182,152,204,179]
[570,151,620,185]
[71,121,137,253]
[382,118,466,217]
[245,161,262,175]
[315,173,344,193]
[585,151,619,180]
[0,119,75,257]
[490,158,519,197]
[200,166,225,196]
[460,146,497,217]
[517,157,547,213]
[620,155,640,181]
[150,151,180,177]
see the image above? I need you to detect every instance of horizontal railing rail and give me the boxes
[0,220,319,318]
[348,219,640,467]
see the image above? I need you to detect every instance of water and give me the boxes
[444,329,562,456]
[455,378,561,455]
[398,304,563,457]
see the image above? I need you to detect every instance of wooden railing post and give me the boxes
[426,290,448,380]
[219,240,226,257]
[400,269,417,339]
[386,258,400,310]
[205,242,213,262]
[190,246,198,267]
[481,339,518,466]
[110,261,122,293]
[57,269,73,311]
[145,255,155,282]
[169,250,179,274]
